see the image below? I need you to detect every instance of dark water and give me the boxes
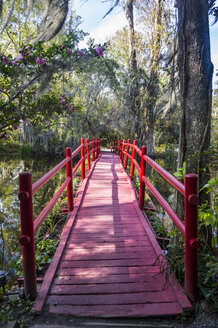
[0,154,66,279]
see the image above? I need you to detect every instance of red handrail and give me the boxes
[18,137,101,300]
[111,139,199,301]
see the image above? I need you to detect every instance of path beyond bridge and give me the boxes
[33,151,192,317]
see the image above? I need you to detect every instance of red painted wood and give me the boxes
[49,302,182,317]
[60,258,162,268]
[47,290,176,305]
[62,251,156,261]
[53,273,166,285]
[33,152,191,317]
[50,281,172,295]
[57,265,161,277]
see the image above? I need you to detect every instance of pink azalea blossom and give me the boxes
[3,56,9,64]
[61,45,65,50]
[17,54,24,61]
[11,61,19,67]
[13,125,19,130]
[67,49,73,55]
[36,57,46,65]
[77,50,84,58]
[96,46,103,57]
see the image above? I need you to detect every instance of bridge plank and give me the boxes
[49,302,182,317]
[50,281,170,295]
[53,273,166,285]
[47,290,176,305]
[57,265,161,277]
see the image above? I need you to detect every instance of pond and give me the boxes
[0,153,67,282]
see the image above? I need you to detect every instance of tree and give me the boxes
[176,0,213,204]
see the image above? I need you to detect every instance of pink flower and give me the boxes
[25,46,30,50]
[96,46,103,57]
[12,125,19,130]
[77,50,84,58]
[67,49,73,55]
[46,120,50,125]
[36,57,46,65]
[11,60,19,67]
[3,56,9,64]
[16,54,24,61]
[61,45,65,50]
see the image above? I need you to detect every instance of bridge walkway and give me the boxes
[33,151,191,317]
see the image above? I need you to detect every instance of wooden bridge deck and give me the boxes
[33,151,192,317]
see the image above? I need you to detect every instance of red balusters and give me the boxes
[121,139,125,164]
[124,139,130,170]
[92,137,95,162]
[185,174,200,301]
[81,138,85,179]
[130,140,137,179]
[139,146,147,210]
[18,173,37,300]
[97,138,101,158]
[86,139,91,171]
[66,147,74,211]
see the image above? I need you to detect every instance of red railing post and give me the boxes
[86,139,91,171]
[185,174,200,301]
[121,139,125,164]
[130,140,137,179]
[81,138,85,179]
[18,173,37,300]
[124,139,130,170]
[92,137,95,162]
[96,138,99,159]
[118,140,121,157]
[97,138,101,157]
[139,146,147,210]
[66,148,74,211]
[115,140,118,154]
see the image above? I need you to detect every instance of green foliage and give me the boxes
[35,239,59,272]
[199,177,218,247]
[173,162,186,182]
[0,298,34,327]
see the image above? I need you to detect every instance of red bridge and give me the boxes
[18,138,199,317]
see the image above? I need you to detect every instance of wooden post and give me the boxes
[81,138,85,179]
[86,139,91,171]
[18,173,37,300]
[121,139,125,164]
[124,139,130,170]
[115,140,118,154]
[185,174,200,301]
[118,140,121,157]
[139,146,147,210]
[130,140,137,179]
[97,138,101,157]
[66,147,74,211]
[92,137,95,162]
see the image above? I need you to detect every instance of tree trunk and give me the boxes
[177,0,213,203]
[140,0,163,154]
[125,0,140,139]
